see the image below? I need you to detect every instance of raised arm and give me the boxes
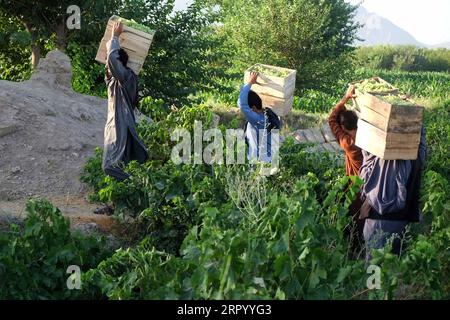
[106,22,128,83]
[238,72,263,126]
[328,85,356,150]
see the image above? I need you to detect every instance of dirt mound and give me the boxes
[0,49,107,200]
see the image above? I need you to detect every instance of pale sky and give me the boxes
[347,0,450,45]
[175,0,450,45]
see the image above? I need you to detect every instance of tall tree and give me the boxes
[0,0,120,68]
[69,0,221,103]
[213,0,360,91]
[0,12,32,80]
[0,0,221,104]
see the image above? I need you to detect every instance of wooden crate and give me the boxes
[244,64,297,99]
[258,93,294,116]
[354,91,424,133]
[355,119,420,160]
[95,16,155,75]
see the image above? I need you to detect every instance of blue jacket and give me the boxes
[238,84,272,162]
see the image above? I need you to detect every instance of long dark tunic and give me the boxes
[102,36,148,181]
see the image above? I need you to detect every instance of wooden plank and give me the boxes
[315,144,325,152]
[302,129,318,143]
[108,16,156,40]
[309,128,325,144]
[102,22,153,43]
[245,79,295,99]
[321,142,335,153]
[361,139,419,160]
[355,86,424,134]
[357,119,421,144]
[383,148,419,160]
[389,104,424,124]
[294,130,307,143]
[275,100,293,117]
[358,104,422,133]
[385,140,419,149]
[354,91,392,119]
[330,141,342,152]
[355,119,420,160]
[321,123,336,142]
[358,104,389,131]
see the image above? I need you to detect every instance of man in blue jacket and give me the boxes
[238,72,278,163]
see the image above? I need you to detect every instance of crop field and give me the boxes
[1,65,447,300]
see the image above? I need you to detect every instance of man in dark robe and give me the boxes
[102,22,148,181]
[359,127,427,262]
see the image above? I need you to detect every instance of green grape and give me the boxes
[356,78,394,93]
[111,15,156,36]
[377,94,416,106]
[248,64,291,78]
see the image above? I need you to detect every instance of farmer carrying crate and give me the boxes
[238,72,281,163]
[359,127,427,261]
[102,22,148,181]
[328,84,364,254]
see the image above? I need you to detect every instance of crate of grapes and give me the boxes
[354,77,398,96]
[353,92,424,133]
[244,64,297,99]
[244,64,297,116]
[355,119,422,160]
[353,77,424,160]
[95,15,156,75]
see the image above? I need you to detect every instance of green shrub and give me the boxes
[80,147,108,202]
[423,99,450,178]
[354,46,450,72]
[368,170,450,299]
[139,96,169,122]
[216,0,359,92]
[83,174,366,299]
[67,43,107,98]
[272,137,345,197]
[293,90,340,114]
[0,199,110,299]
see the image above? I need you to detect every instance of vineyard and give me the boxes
[0,0,449,301]
[1,66,448,300]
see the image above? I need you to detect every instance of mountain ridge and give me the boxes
[355,6,450,49]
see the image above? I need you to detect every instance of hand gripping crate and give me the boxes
[95,15,155,75]
[353,77,424,160]
[244,64,297,116]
